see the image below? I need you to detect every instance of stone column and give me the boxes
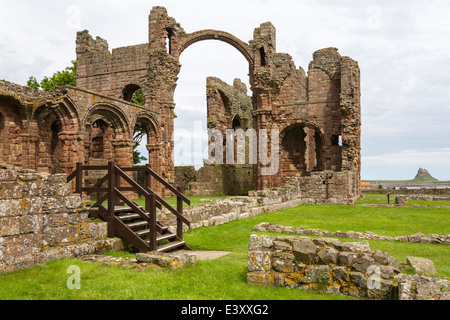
[146,143,162,195]
[58,132,84,175]
[20,133,39,171]
[112,139,137,199]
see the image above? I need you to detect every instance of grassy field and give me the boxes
[357,193,450,206]
[91,194,230,208]
[0,203,449,300]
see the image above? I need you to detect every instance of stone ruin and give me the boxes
[0,6,361,202]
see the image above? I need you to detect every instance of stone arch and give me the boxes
[180,30,254,67]
[32,99,82,174]
[85,103,131,139]
[84,103,131,167]
[232,114,242,130]
[122,84,145,105]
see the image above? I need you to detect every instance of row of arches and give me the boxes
[0,88,159,176]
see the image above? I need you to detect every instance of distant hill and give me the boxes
[414,168,438,182]
[363,167,443,186]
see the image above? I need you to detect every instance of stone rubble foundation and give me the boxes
[247,234,450,300]
[253,222,450,246]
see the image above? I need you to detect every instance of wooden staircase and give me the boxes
[67,162,191,253]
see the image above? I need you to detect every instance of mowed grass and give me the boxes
[0,204,449,300]
[90,194,230,208]
[357,193,450,206]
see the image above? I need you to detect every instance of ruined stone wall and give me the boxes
[247,234,450,300]
[159,170,359,231]
[0,166,110,273]
[2,6,361,202]
[76,31,149,101]
[0,80,162,192]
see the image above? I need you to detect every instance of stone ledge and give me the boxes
[253,222,450,246]
[247,234,449,300]
[136,250,196,269]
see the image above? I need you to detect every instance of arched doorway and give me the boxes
[280,122,324,182]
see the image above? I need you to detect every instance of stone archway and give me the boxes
[180,30,254,67]
[279,121,325,183]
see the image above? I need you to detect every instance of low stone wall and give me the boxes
[0,166,110,273]
[364,188,450,196]
[159,171,359,232]
[253,222,450,246]
[247,234,450,300]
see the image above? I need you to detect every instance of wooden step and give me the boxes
[157,240,186,253]
[126,221,149,229]
[117,213,142,221]
[136,229,151,237]
[156,233,176,242]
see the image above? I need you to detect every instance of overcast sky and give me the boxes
[1,0,449,180]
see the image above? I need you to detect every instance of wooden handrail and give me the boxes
[145,165,191,205]
[67,162,191,252]
[67,170,77,183]
[115,166,190,226]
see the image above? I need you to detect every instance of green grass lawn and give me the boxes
[0,204,449,300]
[91,194,231,208]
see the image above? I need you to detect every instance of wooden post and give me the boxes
[75,162,83,194]
[145,163,152,191]
[177,186,183,240]
[149,192,157,251]
[107,161,116,238]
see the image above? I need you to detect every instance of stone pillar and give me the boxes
[304,127,315,173]
[20,133,39,171]
[112,139,137,199]
[58,132,84,175]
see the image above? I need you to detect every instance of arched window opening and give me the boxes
[133,122,148,165]
[331,134,342,147]
[259,47,266,67]
[123,84,144,106]
[166,28,174,54]
[91,119,108,159]
[281,124,307,175]
[232,114,242,130]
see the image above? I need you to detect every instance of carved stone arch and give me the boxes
[85,103,131,139]
[84,103,133,168]
[122,83,145,105]
[180,30,254,67]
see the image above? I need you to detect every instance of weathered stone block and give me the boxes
[337,251,358,267]
[317,246,339,264]
[397,274,450,300]
[247,272,274,287]
[406,256,437,275]
[248,234,274,251]
[247,251,272,272]
[0,182,22,199]
[0,199,22,217]
[292,237,318,263]
[352,254,376,273]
